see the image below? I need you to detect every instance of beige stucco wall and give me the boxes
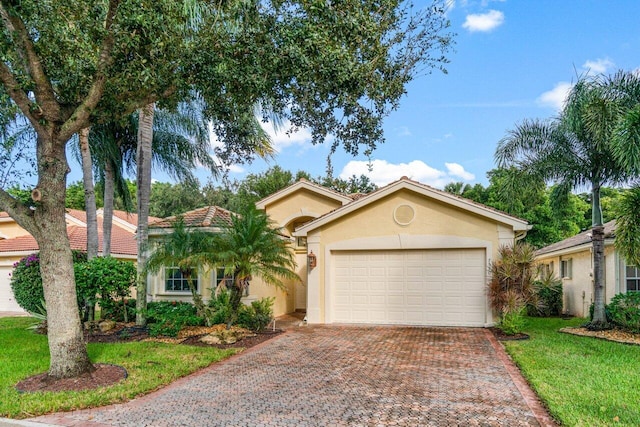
[305,189,513,323]
[536,245,620,317]
[0,221,29,239]
[263,189,343,231]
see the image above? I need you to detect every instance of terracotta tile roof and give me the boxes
[150,206,234,228]
[111,210,161,226]
[0,210,138,256]
[536,220,617,256]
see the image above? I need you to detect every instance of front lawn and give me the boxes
[0,317,236,419]
[504,317,640,426]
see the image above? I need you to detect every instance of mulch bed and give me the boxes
[17,323,283,393]
[488,327,530,341]
[560,326,640,345]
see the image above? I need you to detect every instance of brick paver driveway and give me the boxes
[35,326,553,427]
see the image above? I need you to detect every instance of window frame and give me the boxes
[560,259,572,279]
[164,266,199,294]
[626,265,640,292]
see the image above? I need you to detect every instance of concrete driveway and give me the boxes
[33,326,554,427]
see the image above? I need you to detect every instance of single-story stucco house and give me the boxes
[148,177,531,327]
[0,209,141,313]
[535,220,638,318]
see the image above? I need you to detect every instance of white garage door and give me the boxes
[0,266,25,313]
[332,249,486,326]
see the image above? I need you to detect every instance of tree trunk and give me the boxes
[32,133,93,378]
[79,128,98,260]
[136,103,154,326]
[102,160,115,256]
[590,184,608,328]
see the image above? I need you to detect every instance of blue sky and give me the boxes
[68,1,640,189]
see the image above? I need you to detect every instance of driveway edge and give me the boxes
[484,329,557,427]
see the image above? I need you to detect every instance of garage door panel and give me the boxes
[332,249,486,326]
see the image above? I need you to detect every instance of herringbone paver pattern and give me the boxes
[34,326,545,426]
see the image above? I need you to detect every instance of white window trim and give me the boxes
[164,266,200,294]
[561,259,573,279]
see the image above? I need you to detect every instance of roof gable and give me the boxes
[255,179,352,210]
[294,177,530,236]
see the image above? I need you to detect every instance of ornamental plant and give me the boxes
[10,251,87,315]
[487,243,537,335]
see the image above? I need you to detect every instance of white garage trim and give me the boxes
[320,234,493,325]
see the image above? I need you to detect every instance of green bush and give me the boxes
[101,298,137,323]
[208,290,233,325]
[146,301,204,337]
[499,308,527,335]
[10,251,87,314]
[607,292,640,333]
[588,302,613,324]
[529,270,563,317]
[75,256,135,321]
[237,297,275,332]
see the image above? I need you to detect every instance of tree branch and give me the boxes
[0,62,46,135]
[59,0,121,142]
[0,187,36,234]
[0,2,61,120]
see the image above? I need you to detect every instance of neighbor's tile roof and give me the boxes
[536,220,617,256]
[0,210,139,256]
[149,206,234,228]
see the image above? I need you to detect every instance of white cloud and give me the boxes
[582,58,615,75]
[444,0,455,16]
[462,10,504,32]
[537,81,573,111]
[445,162,475,180]
[338,159,474,188]
[261,120,313,153]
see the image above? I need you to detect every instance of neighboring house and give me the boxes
[0,209,142,313]
[535,220,635,318]
[148,177,531,326]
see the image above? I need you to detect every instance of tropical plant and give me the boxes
[496,71,640,329]
[615,186,640,268]
[212,208,300,324]
[237,297,275,332]
[145,218,216,324]
[607,292,640,333]
[145,301,204,337]
[487,243,537,335]
[530,269,563,317]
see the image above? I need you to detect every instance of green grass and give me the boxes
[504,317,640,426]
[0,317,237,419]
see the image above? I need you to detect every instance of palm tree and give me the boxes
[615,187,640,268]
[496,71,640,329]
[146,217,214,324]
[212,208,300,322]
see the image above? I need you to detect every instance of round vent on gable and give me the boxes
[393,204,415,226]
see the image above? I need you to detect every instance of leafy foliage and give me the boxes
[607,292,640,333]
[487,243,537,335]
[237,297,275,332]
[615,186,640,267]
[74,257,136,321]
[146,301,204,337]
[529,269,563,317]
[10,252,87,314]
[207,290,234,326]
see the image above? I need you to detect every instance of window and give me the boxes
[627,265,640,292]
[215,268,234,288]
[165,267,198,292]
[296,236,307,248]
[561,259,572,279]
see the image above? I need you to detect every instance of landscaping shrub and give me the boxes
[487,243,536,335]
[146,301,204,337]
[607,292,640,333]
[208,290,234,325]
[10,251,87,314]
[529,269,563,317]
[101,298,137,323]
[74,256,135,321]
[588,302,613,324]
[237,297,275,332]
